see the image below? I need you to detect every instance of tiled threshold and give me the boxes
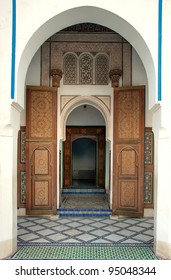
[57,208,112,217]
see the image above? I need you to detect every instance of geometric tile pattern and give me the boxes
[63,52,109,85]
[11,243,157,260]
[17,216,154,245]
[144,171,153,204]
[144,130,154,165]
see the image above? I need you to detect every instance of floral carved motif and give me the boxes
[30,92,53,138]
[34,181,49,206]
[120,181,136,208]
[118,92,140,139]
[35,149,49,175]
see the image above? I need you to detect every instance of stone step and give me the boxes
[62,187,106,194]
[57,208,112,217]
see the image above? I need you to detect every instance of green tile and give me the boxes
[11,244,157,260]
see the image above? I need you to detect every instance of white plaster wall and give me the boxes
[132,48,152,127]
[0,0,12,127]
[67,105,105,126]
[15,0,158,109]
[0,104,20,258]
[154,1,171,258]
[132,48,148,86]
[26,49,41,86]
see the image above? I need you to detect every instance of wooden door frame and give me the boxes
[63,126,105,187]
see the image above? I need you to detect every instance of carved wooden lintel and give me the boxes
[109,69,122,88]
[50,69,63,87]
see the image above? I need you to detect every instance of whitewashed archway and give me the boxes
[60,95,111,141]
[16,5,156,110]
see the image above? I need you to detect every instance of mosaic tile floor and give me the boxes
[11,243,157,260]
[61,194,109,209]
[12,216,157,259]
[17,216,154,244]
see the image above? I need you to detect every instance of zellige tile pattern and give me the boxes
[17,216,154,245]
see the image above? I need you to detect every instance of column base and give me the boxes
[154,240,171,259]
[0,237,17,259]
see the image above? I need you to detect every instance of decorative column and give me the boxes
[50,69,63,87]
[109,69,122,87]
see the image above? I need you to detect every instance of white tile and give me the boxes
[90,229,109,236]
[62,239,81,243]
[138,222,153,228]
[19,222,36,227]
[53,225,70,232]
[63,229,81,236]
[90,222,104,228]
[77,225,95,232]
[79,219,94,224]
[105,233,124,242]
[19,233,39,241]
[76,233,96,242]
[17,229,28,235]
[103,225,121,232]
[102,219,119,224]
[57,219,72,224]
[66,222,83,228]
[114,222,129,228]
[34,219,49,224]
[133,234,153,242]
[122,239,141,243]
[43,222,58,227]
[31,239,51,243]
[127,226,145,232]
[48,233,67,241]
[38,229,56,236]
[123,219,139,225]
[27,225,45,231]
[92,239,110,243]
[118,229,135,237]
[144,229,154,236]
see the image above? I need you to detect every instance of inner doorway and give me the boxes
[72,137,97,187]
[61,104,109,211]
[63,126,105,187]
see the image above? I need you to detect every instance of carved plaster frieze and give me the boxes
[60,95,111,141]
[94,96,111,112]
[60,95,78,112]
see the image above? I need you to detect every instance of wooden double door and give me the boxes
[25,86,145,216]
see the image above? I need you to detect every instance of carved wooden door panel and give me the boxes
[26,86,57,215]
[113,86,145,217]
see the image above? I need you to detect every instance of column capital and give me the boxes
[109,69,122,88]
[50,69,63,87]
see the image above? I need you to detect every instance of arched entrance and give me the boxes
[60,103,111,211]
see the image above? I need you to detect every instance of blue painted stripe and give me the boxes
[11,0,16,99]
[158,0,162,101]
